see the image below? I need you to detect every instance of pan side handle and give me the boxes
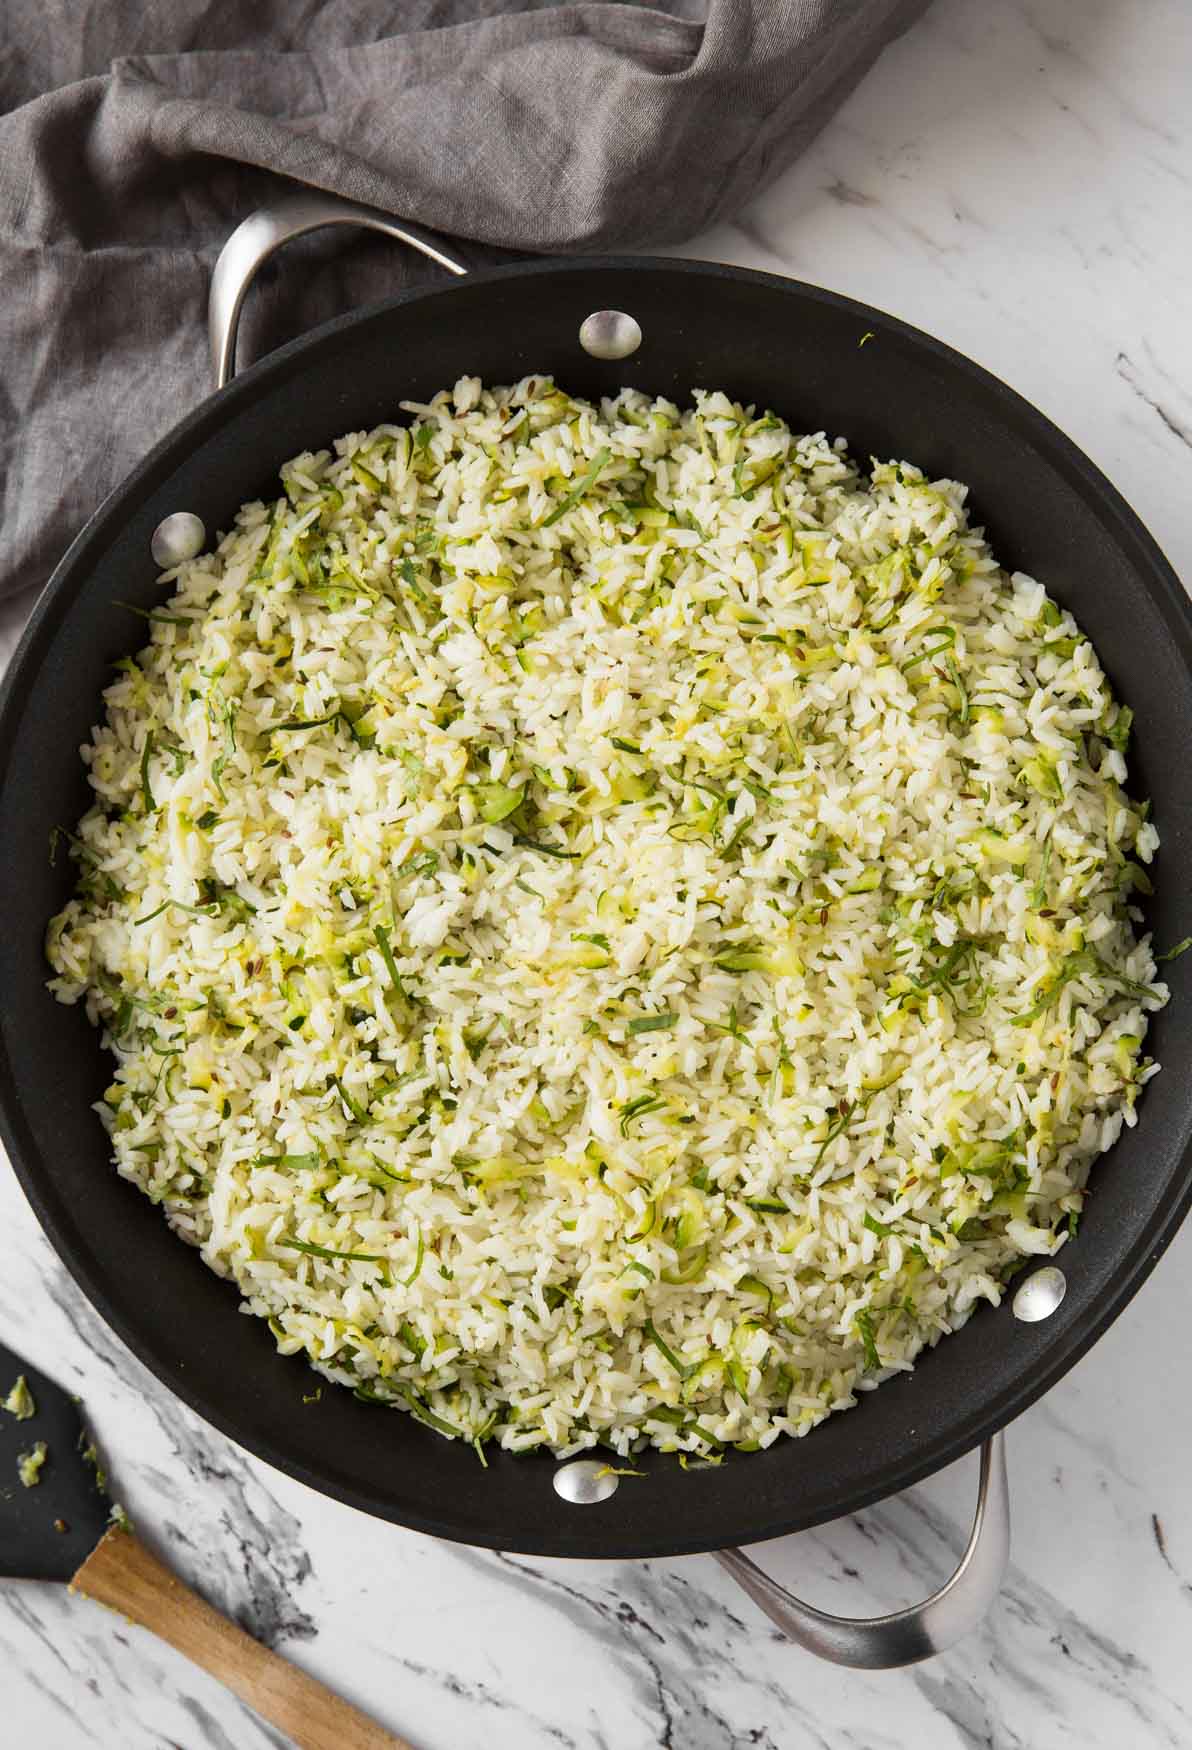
[714,1432,1009,1668]
[209,191,469,389]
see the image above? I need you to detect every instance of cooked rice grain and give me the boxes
[46,377,1166,1459]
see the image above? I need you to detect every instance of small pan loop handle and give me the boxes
[209,190,469,389]
[715,1433,1009,1668]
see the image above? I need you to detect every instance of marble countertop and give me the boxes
[3,0,1191,1744]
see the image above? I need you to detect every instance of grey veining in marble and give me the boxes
[3,0,1192,1744]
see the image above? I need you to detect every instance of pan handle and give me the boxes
[209,191,470,389]
[714,1432,1009,1668]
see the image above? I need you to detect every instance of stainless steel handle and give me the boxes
[715,1432,1009,1668]
[209,190,469,388]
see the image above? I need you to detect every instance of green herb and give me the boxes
[901,626,957,675]
[255,1152,321,1172]
[332,1075,369,1124]
[115,601,194,627]
[643,1318,696,1380]
[274,710,342,731]
[211,698,238,801]
[134,897,219,926]
[714,946,769,973]
[945,654,970,726]
[1011,950,1154,1025]
[398,558,430,605]
[710,1005,749,1043]
[513,836,579,859]
[814,1100,858,1169]
[393,1386,463,1441]
[542,447,612,527]
[3,1375,36,1420]
[904,937,987,1015]
[745,1197,788,1214]
[398,1225,425,1287]
[619,1092,667,1134]
[199,879,256,922]
[53,829,123,900]
[140,732,156,814]
[611,738,641,754]
[627,1013,677,1035]
[374,924,404,995]
[281,1237,388,1264]
[1157,937,1192,963]
[720,803,753,858]
[352,1383,393,1407]
[855,1309,880,1370]
[161,736,188,779]
[197,810,220,830]
[395,1321,426,1362]
[862,1212,893,1239]
[302,1386,323,1404]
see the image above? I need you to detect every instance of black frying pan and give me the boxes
[2,193,1190,1609]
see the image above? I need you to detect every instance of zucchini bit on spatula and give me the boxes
[0,1341,409,1749]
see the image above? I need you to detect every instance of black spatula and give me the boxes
[0,1340,408,1749]
[0,1337,115,1580]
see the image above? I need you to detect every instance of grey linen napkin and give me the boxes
[0,0,928,602]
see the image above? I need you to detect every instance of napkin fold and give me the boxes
[0,0,928,599]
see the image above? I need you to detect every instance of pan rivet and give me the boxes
[151,512,206,570]
[1012,1265,1067,1322]
[552,1459,620,1504]
[579,311,643,361]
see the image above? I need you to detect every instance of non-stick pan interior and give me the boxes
[1,260,1190,1556]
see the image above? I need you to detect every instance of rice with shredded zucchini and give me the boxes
[46,376,1167,1461]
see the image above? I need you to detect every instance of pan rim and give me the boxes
[2,253,1190,1558]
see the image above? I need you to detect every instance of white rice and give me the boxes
[46,376,1167,1460]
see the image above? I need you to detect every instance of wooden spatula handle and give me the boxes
[72,1527,414,1750]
